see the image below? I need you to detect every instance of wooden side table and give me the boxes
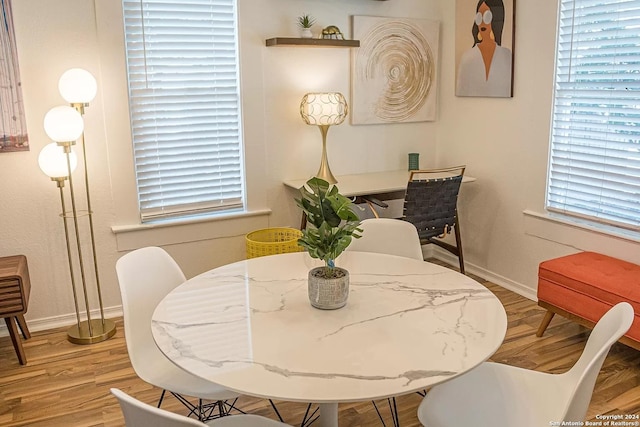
[0,255,31,365]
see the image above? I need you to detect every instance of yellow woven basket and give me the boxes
[245,227,304,259]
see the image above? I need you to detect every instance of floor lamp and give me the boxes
[38,69,116,345]
[299,92,348,184]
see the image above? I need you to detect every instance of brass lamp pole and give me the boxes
[38,69,116,345]
[38,144,82,329]
[59,69,114,344]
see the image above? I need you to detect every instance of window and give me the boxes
[122,0,244,222]
[547,0,640,232]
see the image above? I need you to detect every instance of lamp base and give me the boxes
[316,125,338,184]
[315,170,338,185]
[67,319,116,345]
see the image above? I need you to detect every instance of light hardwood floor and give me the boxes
[1,279,639,426]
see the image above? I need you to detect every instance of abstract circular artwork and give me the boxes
[352,17,440,124]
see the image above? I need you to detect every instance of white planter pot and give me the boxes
[300,28,313,39]
[308,266,349,310]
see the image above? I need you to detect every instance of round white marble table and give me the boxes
[152,252,507,427]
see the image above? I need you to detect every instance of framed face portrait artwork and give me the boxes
[455,0,515,98]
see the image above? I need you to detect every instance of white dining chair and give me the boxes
[115,246,241,421]
[111,388,292,427]
[346,218,424,425]
[417,302,635,427]
[346,218,424,261]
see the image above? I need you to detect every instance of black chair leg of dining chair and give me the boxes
[223,398,244,415]
[157,389,167,408]
[270,400,317,427]
[201,398,210,420]
[170,393,200,420]
[372,400,387,427]
[269,399,285,422]
[169,392,221,421]
[388,397,400,427]
[197,399,243,421]
[299,403,319,427]
[372,398,401,427]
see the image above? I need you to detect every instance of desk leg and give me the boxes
[300,212,307,230]
[318,403,338,427]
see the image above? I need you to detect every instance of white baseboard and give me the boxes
[430,247,538,302]
[0,305,123,338]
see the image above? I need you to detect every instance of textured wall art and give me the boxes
[455,0,515,98]
[351,16,440,125]
[0,0,28,152]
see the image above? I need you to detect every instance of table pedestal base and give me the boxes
[318,403,338,427]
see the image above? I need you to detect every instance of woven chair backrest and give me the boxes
[403,175,463,240]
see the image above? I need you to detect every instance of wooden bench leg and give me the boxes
[16,314,31,340]
[536,310,555,337]
[4,316,27,365]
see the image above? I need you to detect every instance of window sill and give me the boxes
[523,210,640,255]
[111,208,272,251]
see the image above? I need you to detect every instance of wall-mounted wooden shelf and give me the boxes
[265,38,360,48]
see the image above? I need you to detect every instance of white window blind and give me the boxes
[547,0,640,232]
[122,0,244,222]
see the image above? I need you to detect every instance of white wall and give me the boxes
[2,0,638,330]
[0,0,439,329]
[244,0,443,227]
[436,0,640,298]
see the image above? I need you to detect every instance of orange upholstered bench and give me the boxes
[536,251,640,350]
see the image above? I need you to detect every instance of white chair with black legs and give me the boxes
[111,388,292,427]
[417,302,635,427]
[116,246,241,422]
[346,218,423,261]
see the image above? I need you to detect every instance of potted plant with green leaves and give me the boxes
[297,13,315,39]
[296,177,362,309]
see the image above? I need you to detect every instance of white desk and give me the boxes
[285,170,476,224]
[152,252,506,427]
[283,170,476,197]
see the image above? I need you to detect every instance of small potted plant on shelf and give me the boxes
[297,13,315,39]
[296,177,362,309]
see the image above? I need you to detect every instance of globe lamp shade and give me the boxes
[43,106,84,142]
[300,92,348,126]
[38,142,78,179]
[58,68,97,104]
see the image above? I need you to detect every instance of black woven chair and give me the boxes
[402,166,466,274]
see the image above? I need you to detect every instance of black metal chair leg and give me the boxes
[224,398,244,415]
[372,400,387,427]
[269,399,285,422]
[157,389,167,408]
[387,397,400,427]
[300,403,318,427]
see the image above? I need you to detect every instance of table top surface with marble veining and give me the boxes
[152,251,507,403]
